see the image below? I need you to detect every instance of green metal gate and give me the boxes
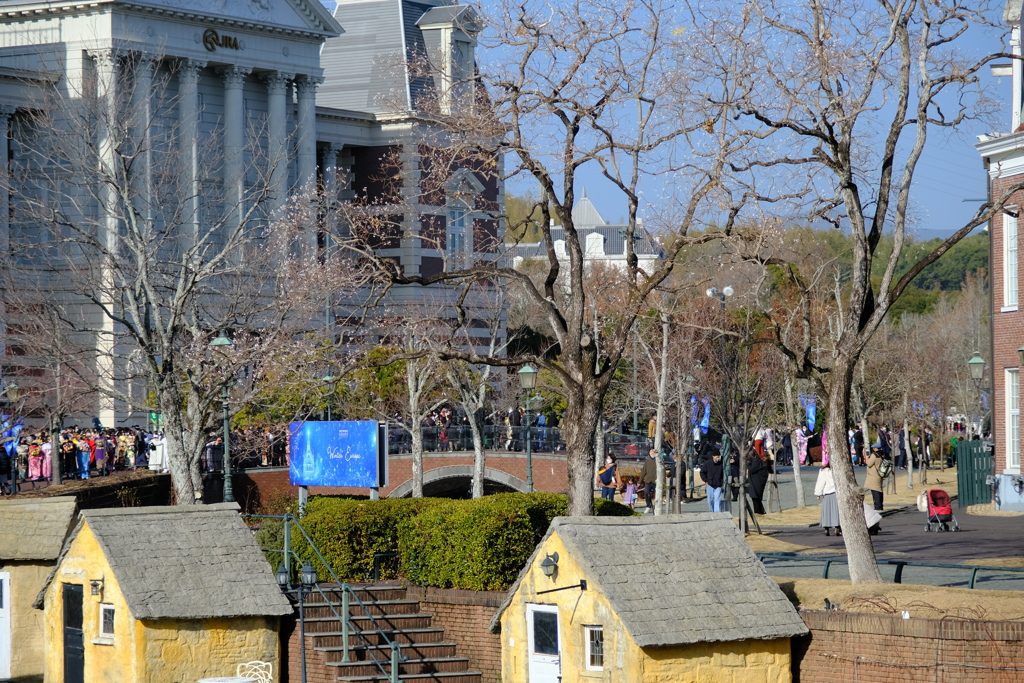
[956,439,992,508]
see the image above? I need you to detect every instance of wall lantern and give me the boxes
[540,552,559,577]
[968,351,987,380]
[90,578,104,596]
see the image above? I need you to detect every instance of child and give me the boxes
[622,476,638,509]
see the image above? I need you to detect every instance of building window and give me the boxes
[100,604,115,637]
[1008,369,1020,471]
[1007,212,1018,308]
[449,208,467,265]
[585,626,604,670]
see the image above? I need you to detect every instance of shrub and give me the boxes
[293,497,445,582]
[257,492,635,590]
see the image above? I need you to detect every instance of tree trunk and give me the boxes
[161,404,198,504]
[791,428,806,509]
[904,392,914,490]
[653,314,670,516]
[470,407,485,498]
[564,385,601,516]
[674,423,689,512]
[786,362,806,508]
[411,425,424,498]
[737,449,748,534]
[827,357,883,583]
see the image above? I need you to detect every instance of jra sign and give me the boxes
[203,28,241,51]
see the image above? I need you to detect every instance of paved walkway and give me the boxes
[757,504,1024,590]
[655,464,1024,590]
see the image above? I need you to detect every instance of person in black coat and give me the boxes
[746,453,770,515]
[698,450,725,512]
[728,449,741,502]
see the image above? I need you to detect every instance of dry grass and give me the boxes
[744,506,822,527]
[16,469,158,498]
[962,558,1024,568]
[964,503,1024,517]
[744,534,841,555]
[884,468,958,506]
[774,577,1024,620]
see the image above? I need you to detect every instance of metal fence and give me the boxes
[956,439,993,508]
[383,425,655,456]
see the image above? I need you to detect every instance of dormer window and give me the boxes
[416,5,481,114]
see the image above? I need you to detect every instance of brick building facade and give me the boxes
[975,0,1024,509]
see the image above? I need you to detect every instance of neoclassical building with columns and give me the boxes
[0,0,503,426]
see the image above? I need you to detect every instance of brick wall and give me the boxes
[241,450,570,506]
[795,609,1024,682]
[282,616,338,683]
[405,585,505,683]
[991,175,1024,475]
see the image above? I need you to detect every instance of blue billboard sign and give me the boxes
[288,421,388,488]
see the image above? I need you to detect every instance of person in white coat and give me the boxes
[814,460,841,536]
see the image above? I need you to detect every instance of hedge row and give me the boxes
[256,493,633,591]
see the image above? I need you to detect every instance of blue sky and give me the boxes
[487,1,1012,242]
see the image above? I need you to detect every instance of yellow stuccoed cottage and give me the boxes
[34,503,293,683]
[490,514,808,683]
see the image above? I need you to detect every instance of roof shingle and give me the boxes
[0,498,78,561]
[38,504,292,620]
[490,514,808,647]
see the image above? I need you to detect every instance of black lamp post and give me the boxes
[278,561,317,683]
[2,382,23,494]
[518,365,537,493]
[210,332,234,502]
[321,373,335,421]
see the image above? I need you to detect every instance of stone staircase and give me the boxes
[301,584,484,683]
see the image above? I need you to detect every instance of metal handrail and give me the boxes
[756,552,1024,588]
[247,513,405,682]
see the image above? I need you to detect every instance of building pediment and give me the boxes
[0,0,342,37]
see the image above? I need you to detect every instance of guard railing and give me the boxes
[248,513,405,682]
[756,552,1024,589]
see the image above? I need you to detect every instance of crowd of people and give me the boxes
[0,427,167,495]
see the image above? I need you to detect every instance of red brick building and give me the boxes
[975,5,1024,509]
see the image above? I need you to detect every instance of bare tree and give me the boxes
[339,0,755,515]
[690,0,1024,582]
[2,55,366,502]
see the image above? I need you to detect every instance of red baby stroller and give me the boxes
[923,488,960,532]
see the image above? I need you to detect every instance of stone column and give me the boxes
[89,48,121,429]
[131,53,157,228]
[262,71,292,217]
[295,75,322,192]
[321,143,340,256]
[0,105,14,361]
[0,105,13,261]
[218,65,252,236]
[177,59,206,253]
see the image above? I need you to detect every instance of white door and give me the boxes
[526,603,560,682]
[0,572,11,680]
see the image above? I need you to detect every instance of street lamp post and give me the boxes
[2,382,24,494]
[220,383,234,503]
[322,373,335,421]
[969,351,989,440]
[705,286,733,512]
[277,561,317,683]
[210,332,234,503]
[518,365,538,493]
